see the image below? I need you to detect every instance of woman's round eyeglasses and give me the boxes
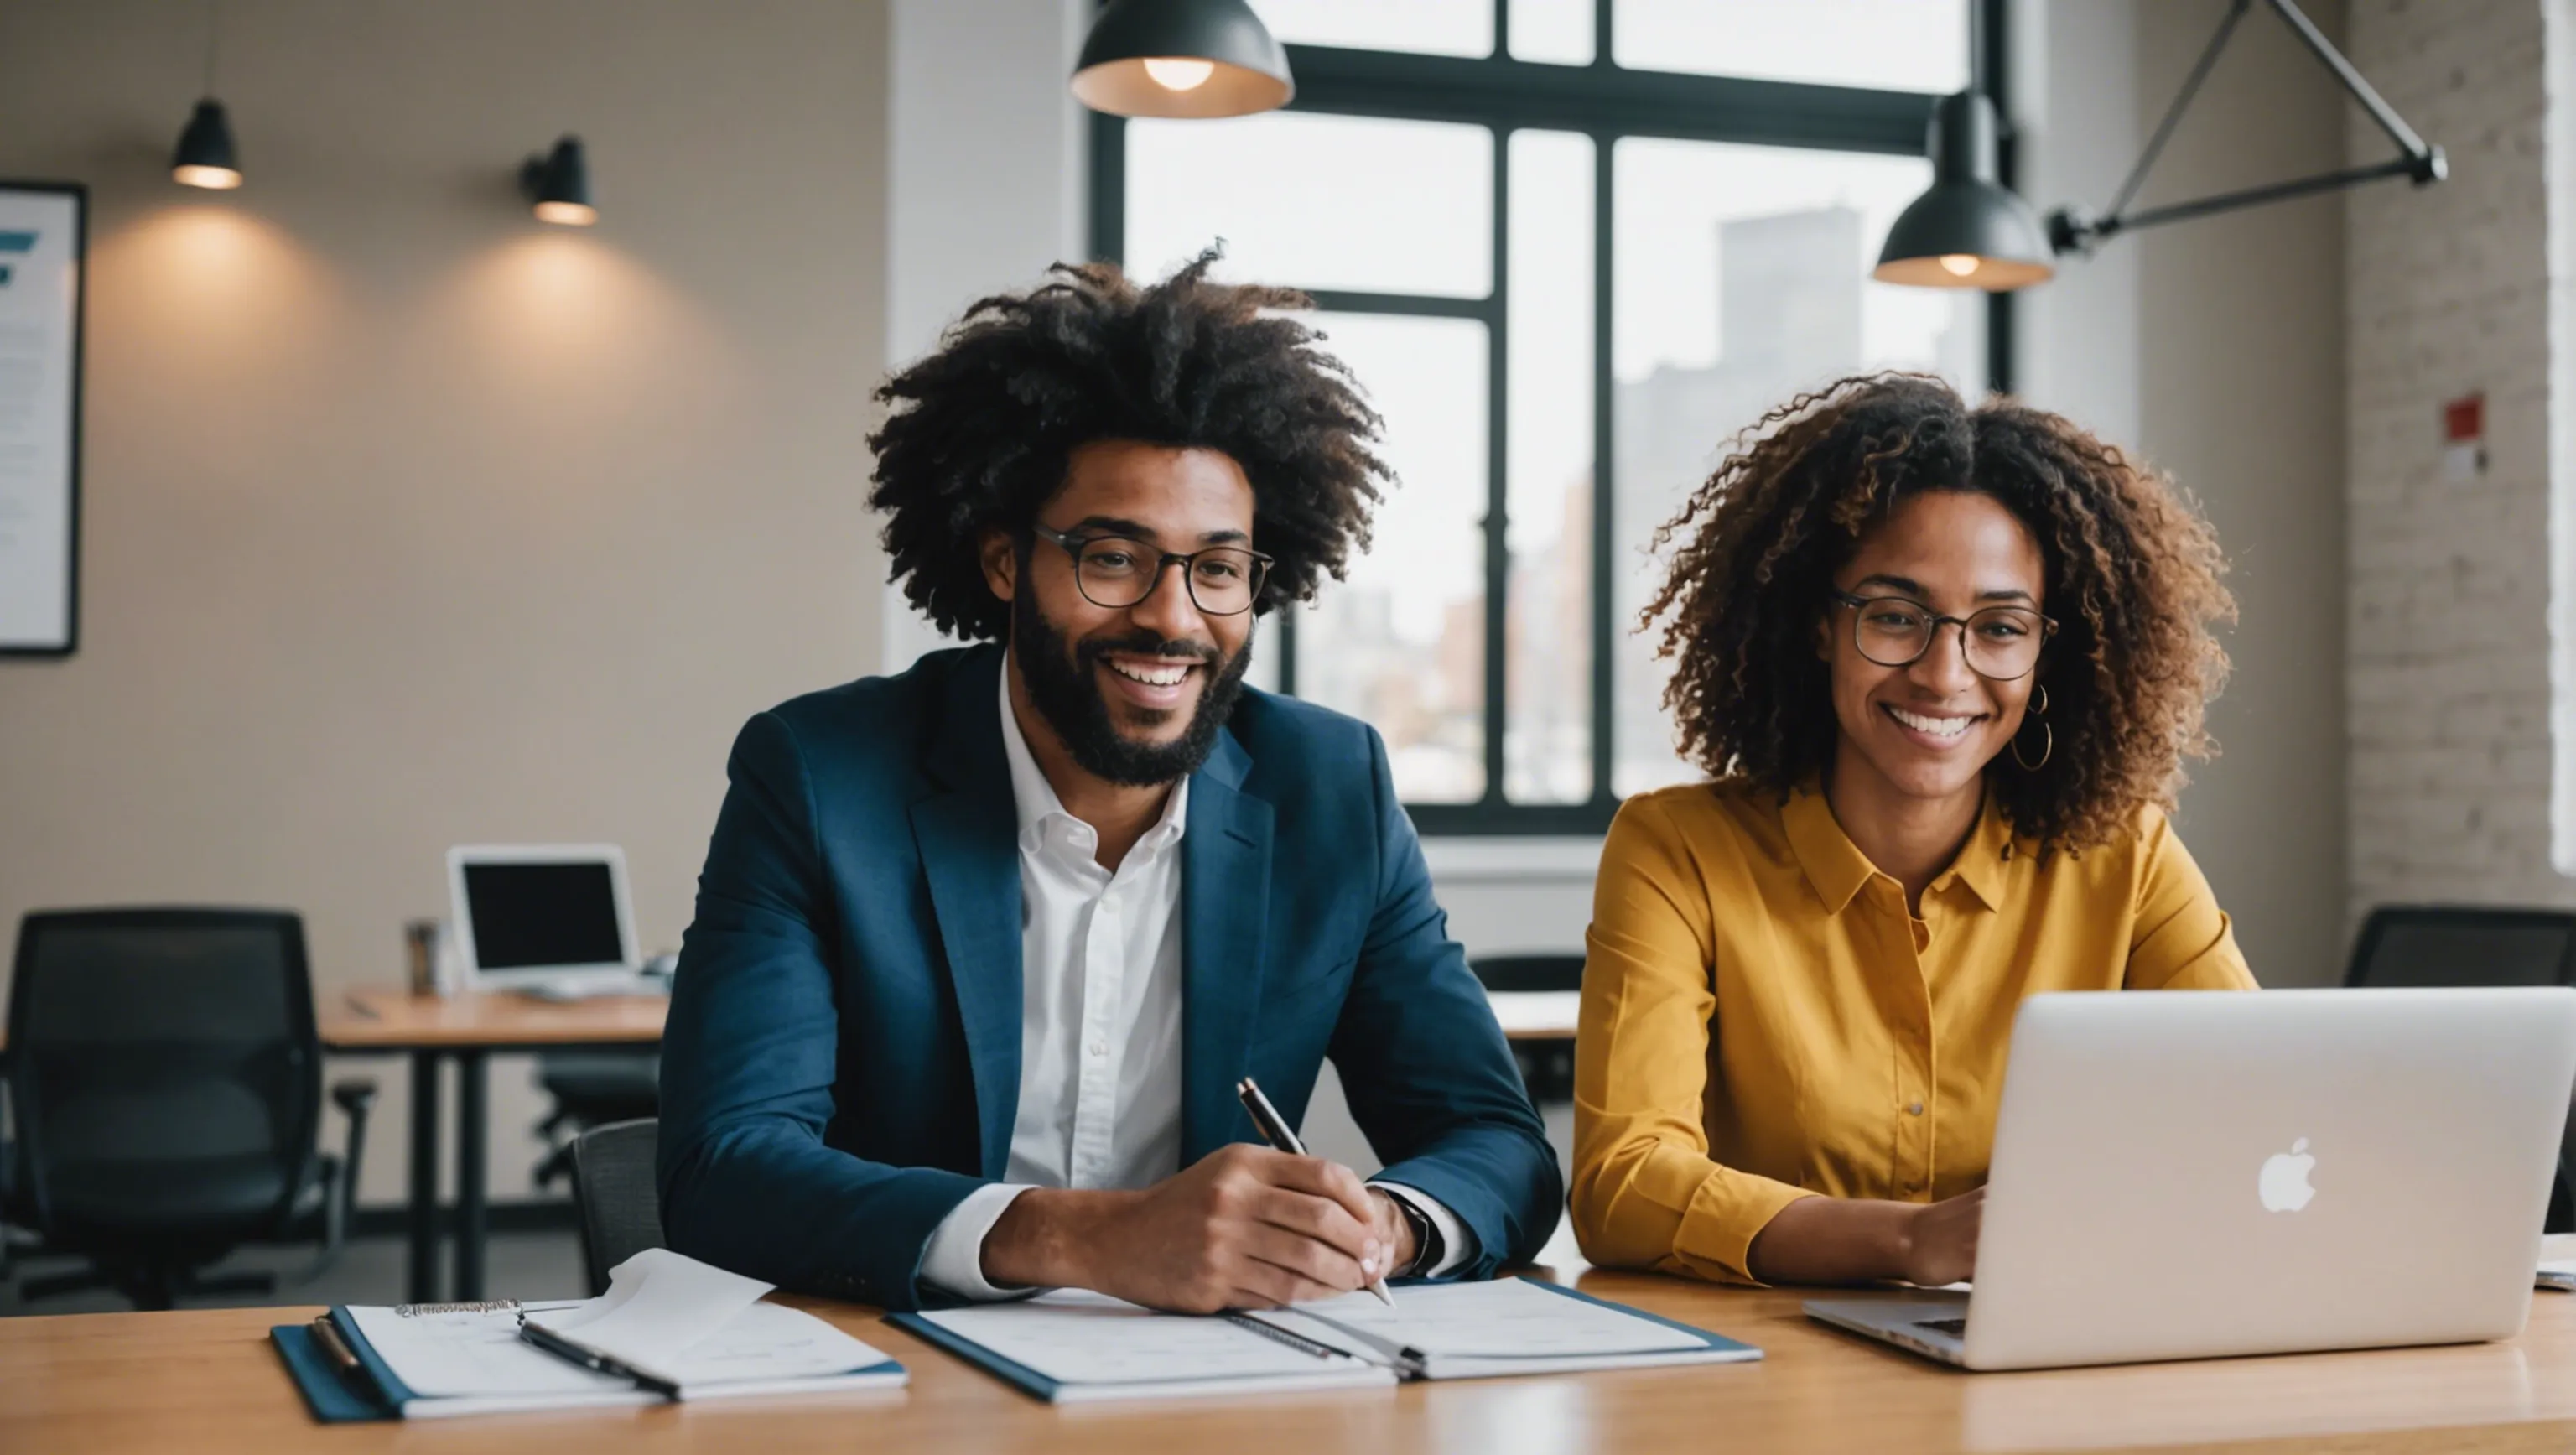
[1034,524,1274,617]
[1831,590,2055,681]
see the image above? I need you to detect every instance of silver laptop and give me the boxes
[445,844,654,998]
[1807,988,2576,1370]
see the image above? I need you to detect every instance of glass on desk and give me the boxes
[404,919,459,998]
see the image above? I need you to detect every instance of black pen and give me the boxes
[516,1316,682,1399]
[1236,1075,1398,1309]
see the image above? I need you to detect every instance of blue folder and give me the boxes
[270,1317,397,1423]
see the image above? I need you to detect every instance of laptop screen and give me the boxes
[461,860,626,969]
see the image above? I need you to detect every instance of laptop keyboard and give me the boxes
[1915,1317,1968,1337]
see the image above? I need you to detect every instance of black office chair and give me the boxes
[2343,906,2576,990]
[1470,954,1584,1104]
[569,1117,665,1296]
[532,1052,661,1192]
[0,907,377,1309]
[2344,905,2576,1232]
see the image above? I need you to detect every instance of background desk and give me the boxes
[1488,990,1581,1041]
[9,1265,2576,1452]
[319,990,667,1305]
[319,985,1581,1307]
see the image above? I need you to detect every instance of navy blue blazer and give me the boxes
[657,643,1561,1310]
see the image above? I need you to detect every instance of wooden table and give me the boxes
[319,989,669,1306]
[11,1265,2576,1453]
[1488,990,1581,1042]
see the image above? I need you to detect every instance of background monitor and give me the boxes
[446,844,637,984]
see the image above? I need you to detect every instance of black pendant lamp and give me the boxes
[519,136,595,226]
[172,3,242,190]
[1872,92,2053,291]
[1071,0,1292,119]
[172,98,243,190]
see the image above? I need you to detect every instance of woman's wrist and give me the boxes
[1747,1195,1924,1286]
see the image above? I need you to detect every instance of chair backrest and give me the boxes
[570,1117,665,1295]
[1469,954,1585,994]
[5,907,319,1239]
[2344,906,2576,989]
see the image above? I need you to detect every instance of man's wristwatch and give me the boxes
[1386,1191,1441,1277]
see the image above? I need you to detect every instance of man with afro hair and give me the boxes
[657,252,1560,1314]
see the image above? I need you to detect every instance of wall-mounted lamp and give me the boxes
[519,136,595,226]
[1071,0,1292,119]
[171,98,243,190]
[1879,0,2441,292]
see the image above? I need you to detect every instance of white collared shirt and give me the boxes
[916,667,1468,1298]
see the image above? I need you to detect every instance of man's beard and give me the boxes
[1012,586,1254,788]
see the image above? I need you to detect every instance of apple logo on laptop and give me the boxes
[2259,1138,2318,1213]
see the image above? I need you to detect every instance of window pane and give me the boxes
[1293,314,1488,804]
[1125,113,1493,298]
[1242,616,1282,694]
[1505,133,1593,804]
[1509,0,1596,65]
[1613,0,1968,93]
[1610,138,1984,797]
[1252,0,1493,56]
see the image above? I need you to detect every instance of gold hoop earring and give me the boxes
[2012,683,2052,772]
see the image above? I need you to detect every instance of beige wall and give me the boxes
[0,0,890,1202]
[2131,0,2352,986]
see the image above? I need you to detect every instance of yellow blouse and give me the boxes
[1571,780,2254,1284]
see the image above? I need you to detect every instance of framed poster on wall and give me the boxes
[0,181,83,657]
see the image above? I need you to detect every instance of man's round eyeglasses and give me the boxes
[1034,525,1274,617]
[1831,591,2056,681]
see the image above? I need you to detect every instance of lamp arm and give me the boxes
[2052,0,2443,255]
[2104,0,2253,222]
[2058,155,2424,249]
[2263,0,2433,162]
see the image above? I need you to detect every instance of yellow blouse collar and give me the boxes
[1781,779,2015,915]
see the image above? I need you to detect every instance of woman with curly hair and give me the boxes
[658,251,1561,1314]
[1570,372,2250,1290]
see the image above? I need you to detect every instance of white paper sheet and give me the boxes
[345,1250,901,1412]
[1260,1279,1706,1363]
[342,1302,620,1400]
[531,1248,775,1368]
[524,1250,898,1391]
[919,1290,1387,1389]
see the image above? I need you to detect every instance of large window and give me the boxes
[1095,0,2007,833]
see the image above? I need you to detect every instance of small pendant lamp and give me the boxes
[172,4,242,190]
[1071,0,1293,119]
[172,99,243,190]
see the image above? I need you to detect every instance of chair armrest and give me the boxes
[330,1079,379,1119]
[327,1078,379,1245]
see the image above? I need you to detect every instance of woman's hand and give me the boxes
[1745,1187,1983,1286]
[1897,1187,1981,1286]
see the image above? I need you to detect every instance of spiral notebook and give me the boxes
[891,1276,1758,1403]
[271,1250,905,1421]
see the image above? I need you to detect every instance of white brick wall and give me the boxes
[2346,0,2567,912]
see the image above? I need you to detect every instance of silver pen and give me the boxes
[1236,1075,1399,1308]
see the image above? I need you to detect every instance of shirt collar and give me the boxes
[996,658,1190,858]
[1782,782,1877,915]
[1936,793,2014,912]
[1781,779,2012,915]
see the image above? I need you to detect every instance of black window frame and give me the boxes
[1088,0,2017,836]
